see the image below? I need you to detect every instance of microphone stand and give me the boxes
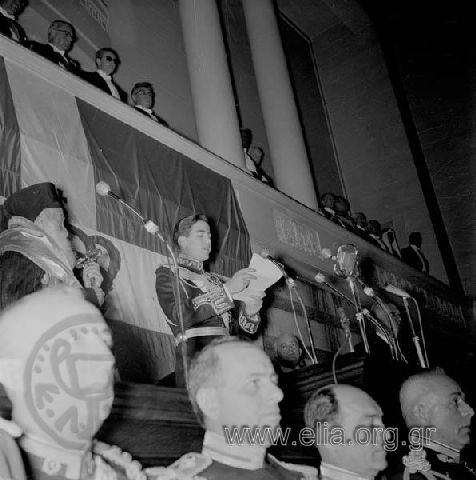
[347,276,370,354]
[100,189,189,386]
[402,296,428,368]
[287,280,319,364]
[271,260,317,364]
[312,274,399,358]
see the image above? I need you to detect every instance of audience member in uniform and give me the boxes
[29,20,79,73]
[0,0,27,44]
[131,81,167,126]
[391,369,475,479]
[150,337,317,479]
[304,384,387,480]
[81,47,126,102]
[401,232,429,275]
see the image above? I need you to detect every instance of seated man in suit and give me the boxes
[29,20,79,73]
[0,0,27,44]
[401,232,429,275]
[131,82,168,126]
[304,384,387,480]
[81,48,127,102]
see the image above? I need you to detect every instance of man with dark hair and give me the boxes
[29,20,79,73]
[155,214,263,387]
[367,220,389,252]
[304,384,387,479]
[320,192,336,220]
[0,183,104,310]
[0,0,27,44]
[333,196,356,231]
[150,338,316,479]
[81,48,126,101]
[391,369,474,479]
[131,82,167,126]
[401,232,429,274]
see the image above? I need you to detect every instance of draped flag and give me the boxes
[0,56,251,382]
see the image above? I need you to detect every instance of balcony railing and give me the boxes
[0,36,468,331]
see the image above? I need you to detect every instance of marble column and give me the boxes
[242,0,318,209]
[178,0,244,167]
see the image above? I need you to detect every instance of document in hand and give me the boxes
[233,253,283,301]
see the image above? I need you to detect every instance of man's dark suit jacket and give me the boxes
[28,41,80,74]
[80,70,127,103]
[133,106,168,126]
[0,13,27,44]
[401,245,429,274]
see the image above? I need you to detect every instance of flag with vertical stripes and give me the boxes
[0,55,251,382]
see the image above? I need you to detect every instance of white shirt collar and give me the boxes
[97,69,112,81]
[135,104,153,115]
[49,43,66,56]
[202,430,266,470]
[0,6,15,20]
[320,462,372,480]
[97,70,120,99]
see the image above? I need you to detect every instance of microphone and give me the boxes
[320,248,335,261]
[95,182,164,242]
[385,284,411,298]
[314,272,326,284]
[96,181,120,200]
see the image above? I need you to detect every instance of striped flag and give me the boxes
[0,55,251,382]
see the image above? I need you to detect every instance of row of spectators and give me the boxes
[0,0,168,125]
[319,192,430,274]
[1,1,430,275]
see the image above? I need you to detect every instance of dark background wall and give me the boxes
[279,16,344,198]
[355,0,475,299]
[305,4,448,285]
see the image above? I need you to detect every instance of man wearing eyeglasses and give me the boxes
[131,82,168,126]
[81,47,127,102]
[29,20,80,73]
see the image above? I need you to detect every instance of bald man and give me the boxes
[390,369,475,479]
[304,384,387,480]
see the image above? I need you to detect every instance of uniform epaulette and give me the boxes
[146,452,212,480]
[268,454,318,480]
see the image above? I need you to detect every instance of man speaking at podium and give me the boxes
[155,214,263,387]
